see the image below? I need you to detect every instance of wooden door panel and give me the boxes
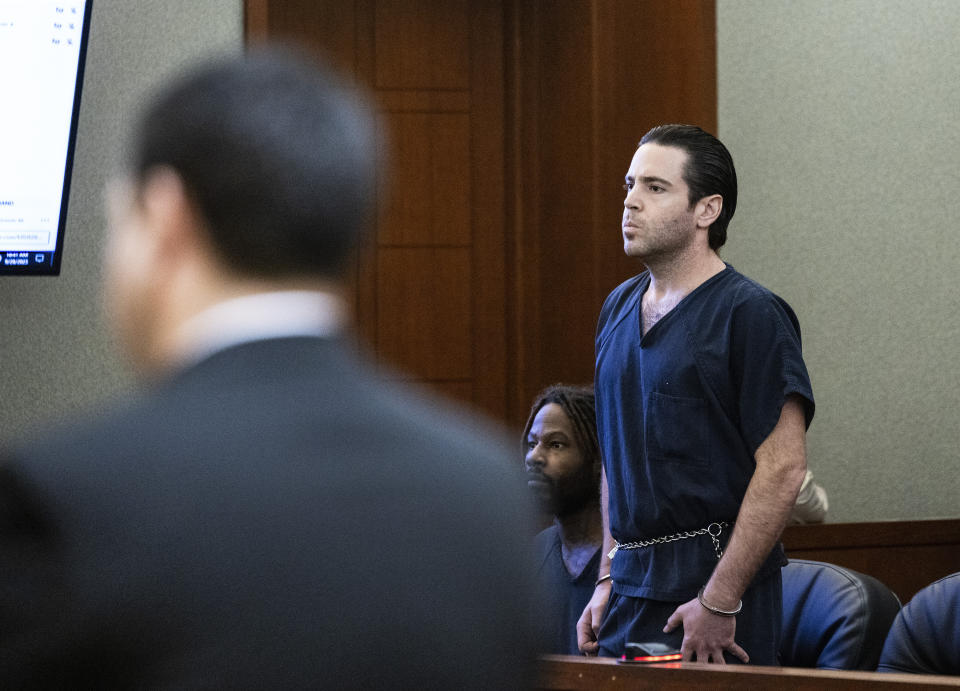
[376,112,472,247]
[245,0,506,419]
[505,0,718,422]
[373,0,470,89]
[245,0,358,80]
[376,247,473,380]
[244,0,716,426]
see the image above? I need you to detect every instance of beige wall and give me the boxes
[718,0,960,521]
[0,1,242,441]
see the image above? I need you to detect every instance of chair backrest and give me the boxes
[780,559,901,670]
[877,571,960,675]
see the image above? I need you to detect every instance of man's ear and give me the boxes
[695,194,723,229]
[138,166,202,260]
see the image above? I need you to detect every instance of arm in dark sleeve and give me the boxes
[730,293,814,452]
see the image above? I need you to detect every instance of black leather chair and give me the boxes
[779,559,901,669]
[877,572,960,675]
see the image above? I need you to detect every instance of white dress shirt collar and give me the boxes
[172,290,346,369]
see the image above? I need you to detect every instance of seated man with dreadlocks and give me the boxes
[523,384,604,655]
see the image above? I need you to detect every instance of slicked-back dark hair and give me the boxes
[639,124,737,250]
[522,384,600,473]
[131,47,377,278]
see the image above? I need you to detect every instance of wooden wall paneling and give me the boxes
[248,0,358,80]
[783,519,960,602]
[376,90,471,112]
[504,0,541,424]
[353,0,379,353]
[592,0,718,307]
[530,0,599,401]
[376,247,473,380]
[429,380,474,407]
[373,0,470,90]
[243,0,717,427]
[790,544,959,604]
[366,0,506,418]
[467,1,508,419]
[506,0,599,423]
[505,0,718,425]
[377,112,472,247]
[244,0,268,42]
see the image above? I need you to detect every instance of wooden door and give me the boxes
[245,0,717,427]
[246,0,508,420]
[505,0,717,421]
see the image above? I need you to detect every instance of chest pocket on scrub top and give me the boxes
[646,391,709,467]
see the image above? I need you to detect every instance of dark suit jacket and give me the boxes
[0,337,536,689]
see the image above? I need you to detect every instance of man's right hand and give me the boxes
[576,580,612,655]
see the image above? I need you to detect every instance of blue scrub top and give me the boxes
[533,525,601,655]
[595,265,814,601]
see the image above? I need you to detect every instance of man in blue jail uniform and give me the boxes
[577,124,814,665]
[524,384,603,655]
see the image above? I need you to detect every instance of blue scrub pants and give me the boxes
[597,569,782,665]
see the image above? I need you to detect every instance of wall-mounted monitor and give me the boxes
[0,0,92,275]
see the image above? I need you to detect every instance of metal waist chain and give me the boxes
[609,521,729,560]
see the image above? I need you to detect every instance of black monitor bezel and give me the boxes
[0,0,93,276]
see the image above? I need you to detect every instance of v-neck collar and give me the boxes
[636,264,733,343]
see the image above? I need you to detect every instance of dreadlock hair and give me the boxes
[522,384,600,473]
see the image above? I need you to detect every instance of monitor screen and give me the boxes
[0,0,91,275]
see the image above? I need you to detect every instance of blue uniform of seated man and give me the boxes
[524,385,603,655]
[577,124,815,666]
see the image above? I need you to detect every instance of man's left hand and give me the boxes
[663,598,749,664]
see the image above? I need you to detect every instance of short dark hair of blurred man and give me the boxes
[0,48,535,689]
[524,384,603,655]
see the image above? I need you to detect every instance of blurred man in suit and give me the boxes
[0,48,535,688]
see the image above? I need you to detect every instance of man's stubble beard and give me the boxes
[624,212,697,264]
